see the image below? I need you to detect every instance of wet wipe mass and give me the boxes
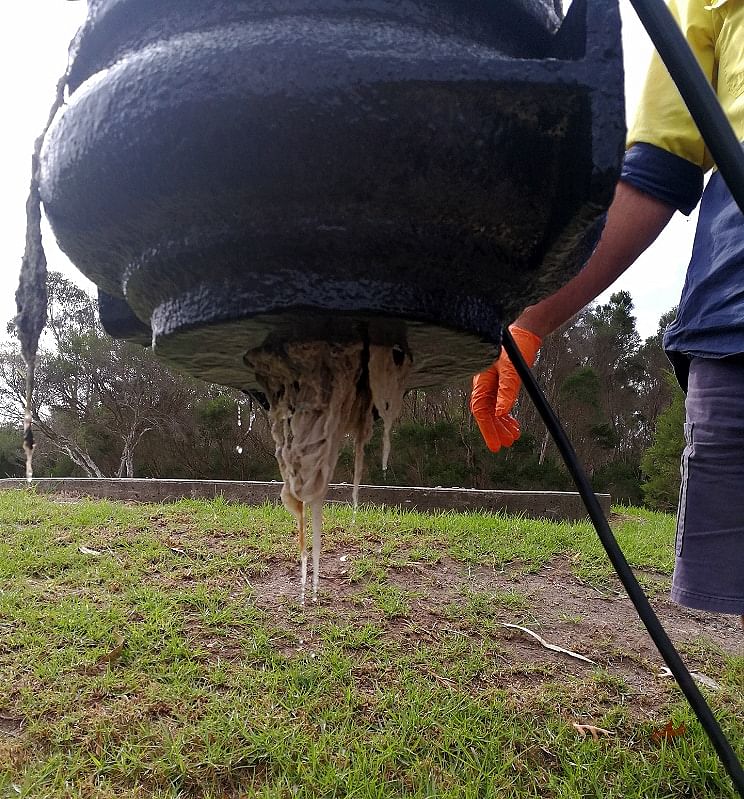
[245,342,411,603]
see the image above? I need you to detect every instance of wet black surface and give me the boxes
[40,0,624,390]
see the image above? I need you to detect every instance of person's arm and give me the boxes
[471,0,712,452]
[470,181,676,452]
[515,180,676,338]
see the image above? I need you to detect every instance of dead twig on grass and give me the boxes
[500,623,596,665]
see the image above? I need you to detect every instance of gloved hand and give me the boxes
[470,325,542,452]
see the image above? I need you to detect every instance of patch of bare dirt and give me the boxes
[246,550,742,713]
[0,713,24,738]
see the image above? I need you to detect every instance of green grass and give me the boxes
[0,490,741,798]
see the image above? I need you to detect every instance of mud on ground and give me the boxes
[242,548,743,718]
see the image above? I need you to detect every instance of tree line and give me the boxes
[0,273,685,509]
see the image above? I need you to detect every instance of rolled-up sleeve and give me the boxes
[622,143,704,214]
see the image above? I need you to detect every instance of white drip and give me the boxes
[283,487,307,605]
[311,499,323,603]
[300,545,308,606]
[352,439,365,524]
[23,412,33,484]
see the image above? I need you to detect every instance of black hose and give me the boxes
[628,0,744,216]
[501,328,744,797]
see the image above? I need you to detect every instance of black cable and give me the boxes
[501,328,744,797]
[628,0,744,216]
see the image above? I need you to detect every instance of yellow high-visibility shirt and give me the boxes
[622,0,744,364]
[628,0,744,171]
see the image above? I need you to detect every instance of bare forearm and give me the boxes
[515,181,676,338]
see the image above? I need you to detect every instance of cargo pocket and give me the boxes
[675,421,694,557]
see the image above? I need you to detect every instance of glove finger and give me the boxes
[494,359,521,416]
[472,413,502,453]
[493,415,520,448]
[499,414,521,441]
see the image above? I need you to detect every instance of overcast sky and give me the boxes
[1,0,696,341]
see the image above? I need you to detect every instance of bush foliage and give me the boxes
[0,275,685,509]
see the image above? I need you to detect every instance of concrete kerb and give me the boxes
[0,478,610,523]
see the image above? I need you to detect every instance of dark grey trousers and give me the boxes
[672,357,744,615]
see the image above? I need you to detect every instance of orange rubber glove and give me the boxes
[470,325,542,452]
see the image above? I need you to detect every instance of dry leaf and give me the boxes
[573,722,613,741]
[79,546,102,556]
[651,721,686,743]
[96,638,125,666]
[79,638,126,675]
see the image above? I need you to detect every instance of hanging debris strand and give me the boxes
[15,74,68,481]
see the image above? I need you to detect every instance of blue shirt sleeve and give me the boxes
[621,142,704,216]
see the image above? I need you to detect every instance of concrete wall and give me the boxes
[0,478,611,522]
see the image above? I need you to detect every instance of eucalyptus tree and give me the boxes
[2,273,197,477]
